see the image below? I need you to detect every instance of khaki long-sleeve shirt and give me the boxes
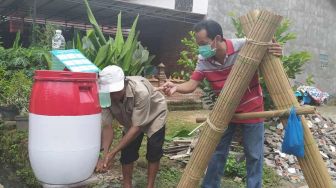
[101,76,167,137]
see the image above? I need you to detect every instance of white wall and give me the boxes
[207,0,336,95]
[127,0,174,9]
[121,0,208,14]
[193,0,208,14]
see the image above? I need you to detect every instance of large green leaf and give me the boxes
[142,55,155,75]
[134,66,144,76]
[122,45,136,72]
[87,29,101,51]
[71,38,75,49]
[106,37,116,63]
[43,52,53,70]
[172,129,192,138]
[140,49,149,63]
[102,38,116,68]
[81,36,96,62]
[122,32,140,72]
[82,36,94,51]
[83,0,106,45]
[120,15,139,59]
[114,12,124,56]
[12,31,21,49]
[94,43,110,68]
[76,33,83,51]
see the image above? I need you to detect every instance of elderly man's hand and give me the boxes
[103,151,116,170]
[95,158,108,173]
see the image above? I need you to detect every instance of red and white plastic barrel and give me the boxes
[29,70,101,185]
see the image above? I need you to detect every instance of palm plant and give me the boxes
[71,0,154,76]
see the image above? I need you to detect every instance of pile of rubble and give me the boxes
[164,112,336,183]
[264,113,336,183]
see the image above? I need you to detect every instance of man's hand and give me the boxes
[156,80,200,95]
[161,81,177,96]
[268,41,283,57]
[95,158,108,173]
[103,151,117,169]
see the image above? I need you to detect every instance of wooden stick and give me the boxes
[195,106,315,123]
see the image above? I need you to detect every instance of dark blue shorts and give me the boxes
[120,126,165,164]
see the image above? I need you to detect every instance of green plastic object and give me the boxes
[99,92,111,108]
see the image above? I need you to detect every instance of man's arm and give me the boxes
[102,125,142,168]
[100,109,115,155]
[96,109,115,172]
[101,123,114,155]
[159,79,200,96]
[111,125,141,156]
[176,79,200,94]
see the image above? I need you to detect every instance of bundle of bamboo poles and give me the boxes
[240,10,333,188]
[177,10,282,188]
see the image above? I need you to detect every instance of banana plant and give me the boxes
[74,0,154,76]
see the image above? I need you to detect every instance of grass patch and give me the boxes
[263,165,282,187]
[156,165,182,187]
[166,111,199,136]
[222,177,245,188]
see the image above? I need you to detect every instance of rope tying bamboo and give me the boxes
[186,172,202,181]
[304,142,316,147]
[238,55,260,63]
[246,38,273,46]
[206,117,226,133]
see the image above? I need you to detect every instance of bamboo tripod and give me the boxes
[177,9,333,188]
[177,10,283,187]
[240,10,333,188]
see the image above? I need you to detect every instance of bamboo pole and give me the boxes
[240,10,333,188]
[177,10,282,188]
[196,106,315,123]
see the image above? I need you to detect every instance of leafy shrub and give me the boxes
[0,125,40,187]
[0,68,32,114]
[0,32,48,113]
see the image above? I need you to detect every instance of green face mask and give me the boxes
[198,44,216,58]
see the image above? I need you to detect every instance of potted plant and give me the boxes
[0,66,18,121]
[0,68,32,130]
[0,105,19,121]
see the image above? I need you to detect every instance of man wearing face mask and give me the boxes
[160,20,282,188]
